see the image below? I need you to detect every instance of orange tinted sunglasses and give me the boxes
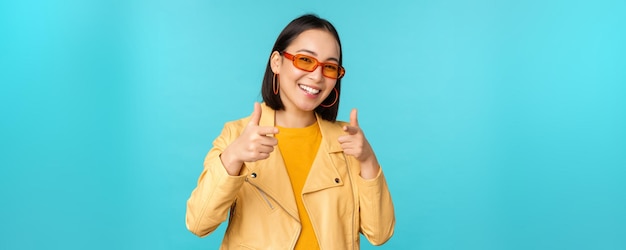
[282,52,345,79]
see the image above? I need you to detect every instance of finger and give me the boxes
[257,126,279,136]
[338,134,353,143]
[339,142,354,151]
[258,137,278,147]
[257,152,270,160]
[343,149,356,157]
[339,140,360,151]
[256,144,276,154]
[246,152,270,162]
[350,108,359,127]
[249,102,262,126]
[338,135,347,143]
[343,125,359,135]
[342,147,360,158]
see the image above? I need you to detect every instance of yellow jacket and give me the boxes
[186,103,395,249]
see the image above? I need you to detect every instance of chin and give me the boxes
[297,102,319,112]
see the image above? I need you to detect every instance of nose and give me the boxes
[307,64,324,82]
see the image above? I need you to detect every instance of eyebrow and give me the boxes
[295,49,339,63]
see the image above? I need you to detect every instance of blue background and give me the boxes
[1,0,625,249]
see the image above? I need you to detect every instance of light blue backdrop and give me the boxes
[1,0,624,249]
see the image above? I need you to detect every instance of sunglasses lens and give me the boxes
[290,53,344,79]
[294,55,317,71]
[323,64,340,79]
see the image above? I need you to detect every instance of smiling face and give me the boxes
[270,29,341,114]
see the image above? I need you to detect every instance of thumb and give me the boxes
[350,108,359,127]
[249,102,262,126]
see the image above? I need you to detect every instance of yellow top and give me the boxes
[275,122,322,250]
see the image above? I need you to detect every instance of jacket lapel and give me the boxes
[243,104,299,220]
[244,104,348,219]
[302,114,346,194]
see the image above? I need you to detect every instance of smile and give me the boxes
[298,84,321,95]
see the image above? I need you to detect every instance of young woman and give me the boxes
[186,14,395,249]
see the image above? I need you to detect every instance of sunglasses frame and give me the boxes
[282,51,345,79]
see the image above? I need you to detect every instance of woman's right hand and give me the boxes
[220,102,279,176]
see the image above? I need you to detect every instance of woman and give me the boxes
[186,14,395,249]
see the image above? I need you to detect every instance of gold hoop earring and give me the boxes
[320,88,338,108]
[273,74,279,95]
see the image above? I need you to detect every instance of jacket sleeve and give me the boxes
[186,122,246,237]
[357,164,396,245]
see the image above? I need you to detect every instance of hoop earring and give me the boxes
[273,74,279,95]
[320,88,338,108]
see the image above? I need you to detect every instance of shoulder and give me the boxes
[212,116,250,145]
[318,118,349,138]
[222,116,250,134]
[335,120,349,128]
[321,118,348,129]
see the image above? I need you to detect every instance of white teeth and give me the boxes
[299,84,320,95]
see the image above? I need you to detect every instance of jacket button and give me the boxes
[251,173,257,178]
[334,178,340,183]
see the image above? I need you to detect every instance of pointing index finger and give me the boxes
[350,108,359,127]
[257,126,279,136]
[343,125,359,135]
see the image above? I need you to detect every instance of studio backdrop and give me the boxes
[1,0,624,249]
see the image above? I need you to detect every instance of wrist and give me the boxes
[359,156,379,179]
[220,149,243,176]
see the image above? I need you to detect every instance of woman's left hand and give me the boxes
[338,109,380,179]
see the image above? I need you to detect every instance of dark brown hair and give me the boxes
[261,14,343,122]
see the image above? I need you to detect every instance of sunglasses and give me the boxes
[282,52,346,79]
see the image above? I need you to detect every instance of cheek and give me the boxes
[322,81,338,97]
[327,78,337,88]
[280,66,307,82]
[327,80,338,89]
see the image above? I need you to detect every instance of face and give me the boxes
[270,29,341,113]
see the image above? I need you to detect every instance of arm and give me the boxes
[185,124,247,237]
[357,164,395,245]
[337,109,395,244]
[186,103,278,237]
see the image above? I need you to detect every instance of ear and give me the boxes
[270,51,282,74]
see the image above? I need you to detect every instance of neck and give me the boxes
[275,109,317,128]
